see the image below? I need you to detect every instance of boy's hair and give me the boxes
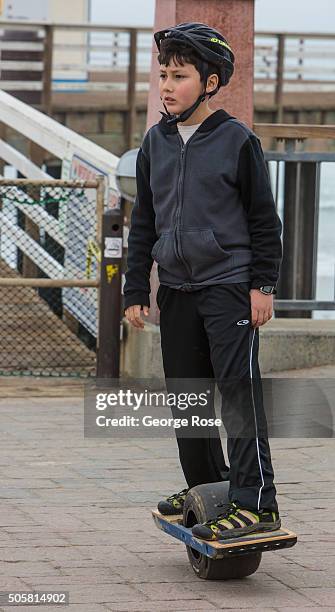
[157,38,220,96]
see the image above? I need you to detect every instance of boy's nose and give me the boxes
[162,78,173,90]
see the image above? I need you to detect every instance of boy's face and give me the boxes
[159,58,205,116]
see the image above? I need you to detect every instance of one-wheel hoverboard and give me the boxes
[152,481,297,580]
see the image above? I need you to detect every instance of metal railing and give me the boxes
[254,123,335,317]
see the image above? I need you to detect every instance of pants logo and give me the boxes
[237,319,249,326]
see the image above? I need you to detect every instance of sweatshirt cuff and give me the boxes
[123,291,150,312]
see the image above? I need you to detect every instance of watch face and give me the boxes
[261,286,274,294]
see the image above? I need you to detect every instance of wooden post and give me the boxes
[96,207,123,378]
[126,28,137,151]
[42,25,53,115]
[0,124,5,227]
[20,177,40,279]
[94,174,106,343]
[96,174,105,247]
[20,142,47,278]
[275,34,285,124]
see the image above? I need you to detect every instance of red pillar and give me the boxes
[146,0,255,325]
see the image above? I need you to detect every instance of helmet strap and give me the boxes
[160,89,206,125]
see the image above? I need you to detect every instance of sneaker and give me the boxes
[192,502,281,541]
[157,488,189,515]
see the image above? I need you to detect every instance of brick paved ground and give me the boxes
[0,371,334,611]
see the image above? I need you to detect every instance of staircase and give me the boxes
[0,261,96,376]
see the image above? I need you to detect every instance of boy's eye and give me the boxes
[159,74,185,79]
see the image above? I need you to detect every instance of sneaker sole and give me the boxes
[193,519,281,541]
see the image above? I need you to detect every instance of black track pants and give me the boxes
[157,281,278,513]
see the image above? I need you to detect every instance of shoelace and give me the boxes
[203,502,237,527]
[167,488,189,503]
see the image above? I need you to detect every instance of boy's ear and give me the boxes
[206,73,219,94]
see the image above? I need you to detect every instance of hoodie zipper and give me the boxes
[174,136,184,260]
[174,132,194,279]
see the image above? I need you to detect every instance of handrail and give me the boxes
[253,30,335,39]
[253,124,335,139]
[0,90,119,191]
[0,20,152,32]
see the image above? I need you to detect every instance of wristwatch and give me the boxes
[258,285,277,295]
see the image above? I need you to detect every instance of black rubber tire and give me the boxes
[183,482,262,580]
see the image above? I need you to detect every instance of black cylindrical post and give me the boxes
[96,208,123,378]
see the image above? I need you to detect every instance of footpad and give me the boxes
[152,510,297,559]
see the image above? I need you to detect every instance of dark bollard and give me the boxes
[96,208,123,378]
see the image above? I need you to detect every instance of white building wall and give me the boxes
[50,0,89,86]
[1,0,50,20]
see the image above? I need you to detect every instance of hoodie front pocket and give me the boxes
[180,229,233,280]
[151,231,179,271]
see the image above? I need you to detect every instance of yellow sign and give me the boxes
[106,264,119,283]
[86,240,101,279]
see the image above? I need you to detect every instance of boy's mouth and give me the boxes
[165,97,177,104]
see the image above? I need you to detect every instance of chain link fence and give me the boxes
[0,178,105,377]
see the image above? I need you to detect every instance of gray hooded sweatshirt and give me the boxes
[124,108,282,310]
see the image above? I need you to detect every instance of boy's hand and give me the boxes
[124,305,149,329]
[249,289,273,328]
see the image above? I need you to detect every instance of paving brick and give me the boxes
[107,564,199,584]
[297,587,335,606]
[55,584,145,604]
[0,561,62,577]
[2,607,107,612]
[275,608,334,612]
[133,582,200,601]
[184,581,314,608]
[104,600,217,611]
[0,577,31,590]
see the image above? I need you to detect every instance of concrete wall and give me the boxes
[121,319,335,383]
[50,109,147,159]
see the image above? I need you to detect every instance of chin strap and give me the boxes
[159,87,208,126]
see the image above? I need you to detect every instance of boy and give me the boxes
[124,22,283,541]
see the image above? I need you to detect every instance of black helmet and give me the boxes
[154,22,235,125]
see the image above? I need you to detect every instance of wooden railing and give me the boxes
[1,21,335,143]
[254,31,335,122]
